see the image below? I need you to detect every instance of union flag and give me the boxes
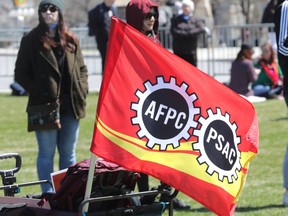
[90,17,259,216]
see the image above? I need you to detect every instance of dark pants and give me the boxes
[137,173,149,192]
[96,37,108,74]
[278,53,288,106]
[174,52,197,67]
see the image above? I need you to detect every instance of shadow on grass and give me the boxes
[236,204,285,212]
[273,117,288,121]
[188,204,285,213]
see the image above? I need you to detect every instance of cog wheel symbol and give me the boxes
[131,76,200,150]
[193,108,241,183]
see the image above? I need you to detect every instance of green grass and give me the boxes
[0,93,288,215]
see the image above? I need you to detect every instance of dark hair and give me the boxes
[236,44,253,60]
[36,9,78,52]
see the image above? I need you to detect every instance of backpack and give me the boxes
[39,159,140,213]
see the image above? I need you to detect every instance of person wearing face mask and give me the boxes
[14,0,88,193]
[170,0,206,67]
[125,0,191,210]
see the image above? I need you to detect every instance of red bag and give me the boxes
[39,159,140,212]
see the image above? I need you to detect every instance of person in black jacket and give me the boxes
[170,0,205,67]
[274,0,288,105]
[88,0,117,74]
[262,0,278,24]
[274,0,288,207]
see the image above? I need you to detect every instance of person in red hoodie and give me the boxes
[126,0,191,210]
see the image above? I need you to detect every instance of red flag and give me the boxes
[90,17,259,216]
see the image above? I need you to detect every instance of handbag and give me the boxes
[27,101,61,132]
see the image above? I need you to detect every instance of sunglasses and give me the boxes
[145,12,158,20]
[40,4,58,13]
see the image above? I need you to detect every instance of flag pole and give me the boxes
[82,152,97,213]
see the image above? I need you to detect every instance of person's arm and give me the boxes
[94,4,104,36]
[275,1,288,56]
[249,63,259,83]
[187,18,206,35]
[171,17,205,39]
[76,43,88,95]
[14,36,34,93]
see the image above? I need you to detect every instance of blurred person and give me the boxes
[261,0,279,51]
[126,0,190,210]
[228,44,259,97]
[170,0,206,67]
[262,0,278,24]
[88,0,117,74]
[167,0,183,18]
[252,42,283,99]
[274,0,288,207]
[155,0,173,28]
[14,0,88,192]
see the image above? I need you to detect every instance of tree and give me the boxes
[239,0,251,23]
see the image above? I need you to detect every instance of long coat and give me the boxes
[14,28,88,120]
[171,15,205,54]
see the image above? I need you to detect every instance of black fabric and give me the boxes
[87,203,166,216]
[0,206,77,216]
[0,203,165,216]
[136,173,149,192]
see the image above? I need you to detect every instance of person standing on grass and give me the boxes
[14,0,88,192]
[88,0,117,74]
[125,0,190,210]
[274,0,288,207]
[170,0,206,67]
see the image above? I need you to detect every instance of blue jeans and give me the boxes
[35,114,79,192]
[253,84,283,98]
[284,146,288,189]
[253,84,270,97]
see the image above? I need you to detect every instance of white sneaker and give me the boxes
[283,192,288,207]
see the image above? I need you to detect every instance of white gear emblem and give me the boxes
[131,76,200,150]
[193,108,241,183]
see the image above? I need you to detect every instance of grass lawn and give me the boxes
[0,93,288,215]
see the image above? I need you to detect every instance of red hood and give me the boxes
[126,0,159,33]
